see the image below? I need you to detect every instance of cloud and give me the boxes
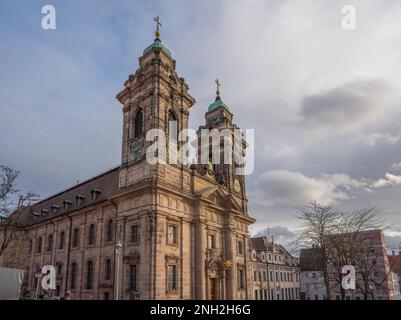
[254,226,297,250]
[252,170,366,208]
[352,131,401,147]
[391,162,401,171]
[298,79,390,132]
[372,173,401,188]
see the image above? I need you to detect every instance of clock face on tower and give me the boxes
[234,178,241,193]
[131,142,143,158]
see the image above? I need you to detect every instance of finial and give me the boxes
[215,78,221,101]
[154,16,162,39]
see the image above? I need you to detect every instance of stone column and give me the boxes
[194,219,206,299]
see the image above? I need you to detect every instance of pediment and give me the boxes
[195,185,241,211]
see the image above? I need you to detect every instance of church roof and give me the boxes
[143,38,172,57]
[208,96,230,112]
[18,166,121,226]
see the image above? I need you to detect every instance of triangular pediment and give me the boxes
[195,185,241,211]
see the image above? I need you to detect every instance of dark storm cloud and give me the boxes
[298,79,390,131]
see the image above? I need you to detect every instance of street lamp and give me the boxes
[115,240,123,300]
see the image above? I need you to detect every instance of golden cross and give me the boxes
[154,16,162,38]
[215,78,221,97]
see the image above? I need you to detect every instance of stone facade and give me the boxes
[0,29,255,300]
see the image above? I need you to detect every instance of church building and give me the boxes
[0,21,256,300]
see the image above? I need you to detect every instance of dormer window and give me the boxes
[51,205,60,214]
[63,200,72,211]
[91,188,101,201]
[41,209,49,216]
[32,212,40,219]
[76,194,85,206]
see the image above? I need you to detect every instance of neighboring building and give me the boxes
[326,230,398,300]
[0,23,256,300]
[249,236,300,300]
[388,251,401,300]
[299,248,327,300]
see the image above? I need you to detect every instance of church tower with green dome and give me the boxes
[117,17,195,171]
[196,80,248,213]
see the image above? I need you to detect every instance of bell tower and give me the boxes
[196,80,247,212]
[117,17,196,171]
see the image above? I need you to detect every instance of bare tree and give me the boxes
[0,165,39,258]
[295,201,342,300]
[296,202,385,300]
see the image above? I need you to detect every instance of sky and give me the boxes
[1,0,401,252]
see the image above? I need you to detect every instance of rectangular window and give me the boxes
[207,234,216,249]
[70,263,77,290]
[129,265,137,291]
[47,234,53,252]
[72,228,79,248]
[37,237,42,253]
[254,270,257,281]
[254,289,258,300]
[238,267,245,290]
[236,240,243,256]
[167,265,177,292]
[270,271,273,281]
[59,232,65,250]
[167,225,177,245]
[131,225,139,243]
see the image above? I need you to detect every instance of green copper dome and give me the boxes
[143,38,172,57]
[208,97,229,112]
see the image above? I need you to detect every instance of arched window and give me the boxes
[59,231,65,250]
[134,109,143,138]
[72,228,79,248]
[105,259,112,281]
[86,260,94,290]
[168,111,178,141]
[70,262,77,289]
[88,224,96,245]
[106,219,113,242]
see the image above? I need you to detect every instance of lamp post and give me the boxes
[115,240,123,300]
